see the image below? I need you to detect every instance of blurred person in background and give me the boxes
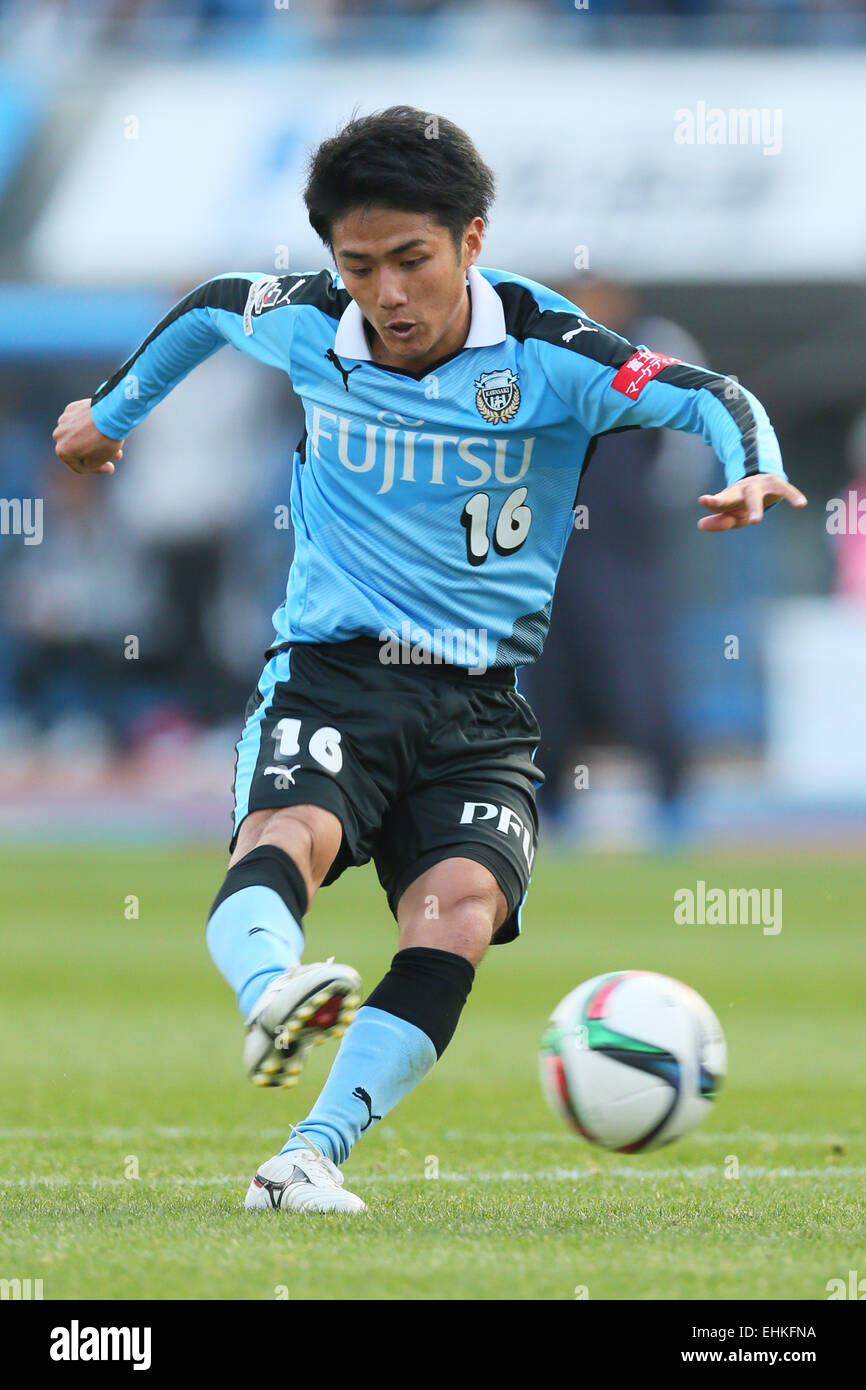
[4,451,160,757]
[108,338,294,751]
[0,362,299,763]
[520,278,716,838]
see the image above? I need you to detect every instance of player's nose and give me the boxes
[376,270,409,309]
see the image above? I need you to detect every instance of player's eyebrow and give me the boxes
[338,238,427,261]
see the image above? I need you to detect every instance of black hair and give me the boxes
[304,105,495,253]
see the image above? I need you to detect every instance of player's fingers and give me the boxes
[743,478,764,523]
[768,478,808,508]
[698,511,738,532]
[57,452,114,476]
[698,491,742,511]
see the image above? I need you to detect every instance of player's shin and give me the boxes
[206,844,307,1016]
[280,947,474,1164]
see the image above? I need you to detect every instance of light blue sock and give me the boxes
[280,1005,437,1165]
[206,885,304,1017]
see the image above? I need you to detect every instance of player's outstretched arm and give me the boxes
[532,315,805,531]
[52,272,298,468]
[697,473,807,531]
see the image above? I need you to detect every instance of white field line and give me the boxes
[443,1130,856,1147]
[0,1166,864,1189]
[0,1127,856,1146]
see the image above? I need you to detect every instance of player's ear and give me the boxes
[462,217,484,268]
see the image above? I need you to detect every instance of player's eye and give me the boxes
[402,257,426,268]
[346,267,371,277]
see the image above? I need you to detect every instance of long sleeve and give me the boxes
[89,271,304,439]
[528,319,785,488]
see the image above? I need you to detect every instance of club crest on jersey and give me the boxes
[474,368,521,424]
[243,275,305,336]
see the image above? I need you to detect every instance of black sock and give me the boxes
[363,946,475,1059]
[208,844,308,923]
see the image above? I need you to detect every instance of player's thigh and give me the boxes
[230,643,414,901]
[396,856,509,966]
[228,804,343,904]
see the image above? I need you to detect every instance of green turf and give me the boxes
[1,846,863,1300]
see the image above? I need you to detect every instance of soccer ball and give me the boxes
[539,970,726,1152]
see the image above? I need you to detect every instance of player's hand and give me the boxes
[53,399,124,475]
[697,474,807,532]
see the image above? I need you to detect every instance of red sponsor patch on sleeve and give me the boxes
[610,348,681,399]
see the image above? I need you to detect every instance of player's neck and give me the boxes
[366,284,472,374]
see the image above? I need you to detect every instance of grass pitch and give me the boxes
[1,845,863,1301]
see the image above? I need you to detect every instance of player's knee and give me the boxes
[398,860,508,964]
[266,806,342,886]
[447,886,505,932]
[418,896,502,965]
[229,804,341,899]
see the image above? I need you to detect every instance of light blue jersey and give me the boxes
[91,264,785,669]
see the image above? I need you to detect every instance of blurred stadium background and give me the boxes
[1,0,865,854]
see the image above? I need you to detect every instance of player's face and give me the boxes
[332,207,483,370]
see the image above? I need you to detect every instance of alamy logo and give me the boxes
[379,622,488,675]
[352,1086,381,1132]
[49,1321,152,1371]
[674,880,782,936]
[0,497,43,545]
[673,102,783,157]
[474,368,521,424]
[826,1269,866,1299]
[0,1277,43,1299]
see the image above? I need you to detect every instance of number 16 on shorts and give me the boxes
[269,718,344,774]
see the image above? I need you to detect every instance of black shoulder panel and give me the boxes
[494,280,635,371]
[92,270,348,407]
[245,269,351,325]
[495,280,761,478]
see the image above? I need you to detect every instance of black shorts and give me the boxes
[230,637,544,944]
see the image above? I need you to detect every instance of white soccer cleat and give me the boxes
[244,1138,367,1214]
[243,959,361,1088]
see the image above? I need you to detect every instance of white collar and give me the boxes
[332,263,506,362]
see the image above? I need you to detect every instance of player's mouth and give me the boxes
[383,320,417,341]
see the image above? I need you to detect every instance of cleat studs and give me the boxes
[331,1025,346,1039]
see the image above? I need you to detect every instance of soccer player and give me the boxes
[54,106,806,1214]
